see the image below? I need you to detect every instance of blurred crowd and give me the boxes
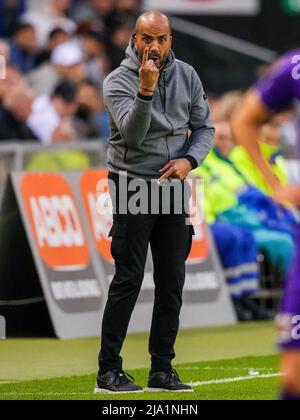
[0,0,142,145]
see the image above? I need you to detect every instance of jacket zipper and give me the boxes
[159,72,173,162]
[124,145,128,162]
[163,72,174,162]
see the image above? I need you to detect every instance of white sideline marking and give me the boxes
[188,373,281,387]
[0,392,91,396]
[181,366,276,371]
[0,374,281,396]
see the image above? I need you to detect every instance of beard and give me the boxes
[137,48,169,70]
[148,52,163,68]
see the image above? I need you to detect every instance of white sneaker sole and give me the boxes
[145,387,194,393]
[94,387,144,395]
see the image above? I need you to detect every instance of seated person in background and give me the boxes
[0,65,37,141]
[80,30,110,88]
[71,0,116,33]
[34,27,70,68]
[76,80,110,140]
[0,39,10,64]
[0,0,26,37]
[212,90,243,123]
[27,41,86,96]
[193,122,297,317]
[109,22,135,70]
[115,0,142,19]
[211,221,261,321]
[230,110,293,196]
[9,23,38,74]
[193,122,261,320]
[27,80,78,145]
[21,0,76,48]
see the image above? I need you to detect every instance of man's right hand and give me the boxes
[274,185,300,208]
[139,47,159,96]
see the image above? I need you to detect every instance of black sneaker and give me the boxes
[232,298,252,322]
[94,369,144,394]
[146,369,194,393]
[240,296,273,321]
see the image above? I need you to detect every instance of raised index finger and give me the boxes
[142,47,149,66]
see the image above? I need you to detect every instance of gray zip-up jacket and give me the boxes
[104,38,215,180]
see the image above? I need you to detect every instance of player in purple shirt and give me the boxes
[231,49,300,400]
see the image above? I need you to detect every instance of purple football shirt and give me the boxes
[255,49,300,112]
[255,50,300,350]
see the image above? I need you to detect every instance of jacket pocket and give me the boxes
[185,224,195,260]
[109,223,127,261]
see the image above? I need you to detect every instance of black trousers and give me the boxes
[98,173,194,374]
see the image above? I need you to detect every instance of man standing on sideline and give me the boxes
[95,11,214,394]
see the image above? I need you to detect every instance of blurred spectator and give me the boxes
[76,80,110,139]
[0,0,26,37]
[0,39,10,63]
[280,113,298,161]
[27,80,78,145]
[210,222,260,321]
[21,0,76,47]
[71,0,116,33]
[230,112,293,196]
[80,30,110,87]
[9,23,37,74]
[115,0,141,15]
[192,124,261,320]
[34,27,69,67]
[27,41,86,95]
[109,22,133,69]
[114,0,141,29]
[192,121,297,321]
[0,66,36,141]
[219,90,294,194]
[193,122,296,280]
[0,65,25,103]
[210,90,242,123]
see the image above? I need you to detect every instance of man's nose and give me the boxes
[150,41,160,53]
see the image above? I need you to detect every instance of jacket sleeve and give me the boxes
[187,69,215,166]
[103,73,153,148]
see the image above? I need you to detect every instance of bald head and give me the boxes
[134,11,172,70]
[135,11,171,35]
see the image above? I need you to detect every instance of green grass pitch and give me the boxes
[0,322,281,400]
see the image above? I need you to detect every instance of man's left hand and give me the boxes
[158,158,192,183]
